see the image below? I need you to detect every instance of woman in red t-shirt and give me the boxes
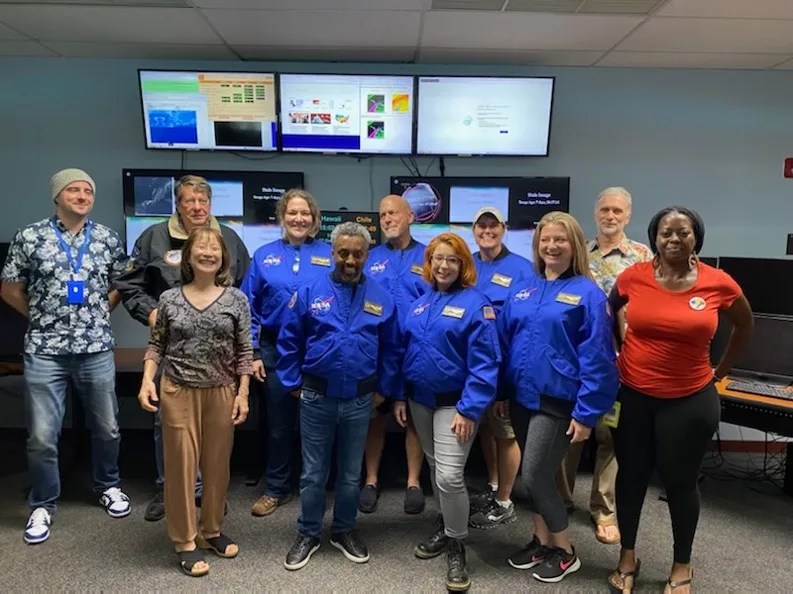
[606,207,753,594]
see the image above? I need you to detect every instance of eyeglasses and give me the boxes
[431,254,462,267]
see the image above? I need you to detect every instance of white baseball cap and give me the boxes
[472,206,506,225]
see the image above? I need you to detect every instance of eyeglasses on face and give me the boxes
[431,254,461,266]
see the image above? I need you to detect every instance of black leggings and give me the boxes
[613,382,720,564]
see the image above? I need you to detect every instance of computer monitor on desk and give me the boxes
[719,257,793,316]
[0,242,27,367]
[712,313,793,381]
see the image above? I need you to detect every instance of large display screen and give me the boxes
[390,176,569,261]
[122,168,304,256]
[279,74,415,154]
[416,76,554,156]
[138,70,278,152]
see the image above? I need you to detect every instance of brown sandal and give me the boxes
[666,570,693,591]
[607,558,641,593]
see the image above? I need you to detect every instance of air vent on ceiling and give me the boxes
[578,0,662,14]
[505,0,581,13]
[504,0,662,13]
[431,0,506,10]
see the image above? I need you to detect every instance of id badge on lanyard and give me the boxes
[52,219,92,305]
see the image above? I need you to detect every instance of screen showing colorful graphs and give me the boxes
[279,74,414,154]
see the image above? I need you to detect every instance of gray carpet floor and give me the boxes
[1,465,792,592]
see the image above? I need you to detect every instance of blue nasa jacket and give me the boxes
[498,270,618,428]
[365,238,430,325]
[276,271,403,400]
[241,238,332,350]
[474,246,535,314]
[400,285,501,422]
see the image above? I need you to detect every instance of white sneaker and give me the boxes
[99,487,131,518]
[24,507,52,544]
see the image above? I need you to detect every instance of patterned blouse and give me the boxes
[587,235,653,296]
[2,217,127,355]
[145,286,254,388]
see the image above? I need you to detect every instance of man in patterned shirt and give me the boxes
[555,186,652,545]
[1,168,131,545]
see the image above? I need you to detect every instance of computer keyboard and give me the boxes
[726,379,793,400]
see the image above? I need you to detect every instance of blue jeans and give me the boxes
[262,342,298,499]
[24,351,121,513]
[297,389,372,538]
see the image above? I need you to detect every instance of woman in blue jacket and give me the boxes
[395,232,501,593]
[241,188,333,518]
[499,212,618,585]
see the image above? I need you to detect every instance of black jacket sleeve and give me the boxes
[115,231,159,327]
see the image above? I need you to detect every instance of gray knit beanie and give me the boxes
[51,168,96,202]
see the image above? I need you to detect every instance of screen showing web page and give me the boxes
[139,70,278,151]
[417,76,553,156]
[280,74,414,154]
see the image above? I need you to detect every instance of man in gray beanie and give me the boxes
[1,168,131,545]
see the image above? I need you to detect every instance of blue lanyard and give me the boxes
[51,218,93,275]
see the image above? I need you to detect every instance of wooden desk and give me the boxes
[716,378,793,495]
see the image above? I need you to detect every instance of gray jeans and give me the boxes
[409,400,477,539]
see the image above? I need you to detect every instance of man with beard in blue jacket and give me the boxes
[277,222,403,571]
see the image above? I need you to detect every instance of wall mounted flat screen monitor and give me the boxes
[138,70,278,152]
[279,74,415,154]
[718,257,793,316]
[122,169,304,257]
[390,176,569,261]
[416,76,554,156]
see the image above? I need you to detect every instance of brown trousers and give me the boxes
[555,421,618,524]
[160,375,235,545]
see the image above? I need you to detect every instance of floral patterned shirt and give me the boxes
[587,235,653,296]
[2,217,128,355]
[144,286,253,388]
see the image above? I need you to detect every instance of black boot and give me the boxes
[414,513,448,559]
[446,538,471,591]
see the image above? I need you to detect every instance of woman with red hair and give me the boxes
[394,233,501,593]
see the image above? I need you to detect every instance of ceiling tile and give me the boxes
[598,51,785,69]
[205,9,421,47]
[0,5,223,44]
[195,0,427,8]
[618,17,793,53]
[234,45,416,62]
[0,20,25,40]
[45,42,239,59]
[422,11,643,50]
[657,0,793,19]
[0,0,189,4]
[419,47,603,65]
[0,40,58,56]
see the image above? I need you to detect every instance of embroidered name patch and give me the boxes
[311,256,331,267]
[442,305,465,319]
[411,264,423,275]
[491,273,512,288]
[364,301,383,316]
[556,292,582,305]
